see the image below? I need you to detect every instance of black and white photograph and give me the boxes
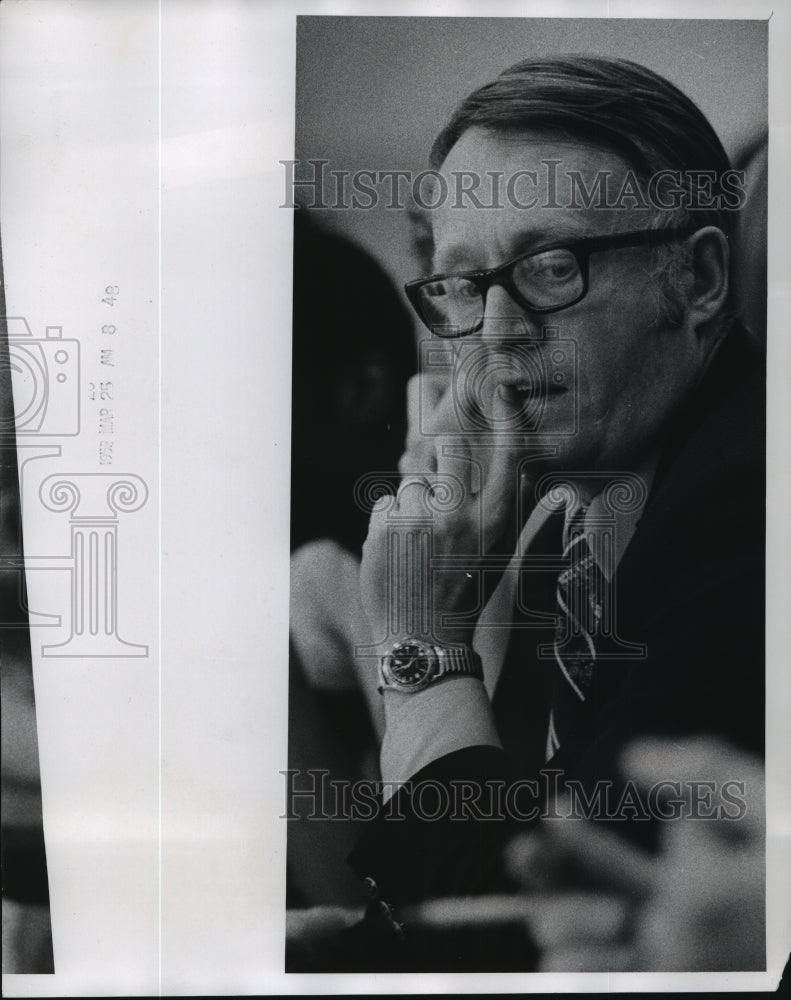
[1,1,789,994]
[285,11,785,980]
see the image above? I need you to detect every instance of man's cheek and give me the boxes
[570,369,598,421]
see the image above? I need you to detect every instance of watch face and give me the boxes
[384,642,437,690]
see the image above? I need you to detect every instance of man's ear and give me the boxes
[686,226,729,338]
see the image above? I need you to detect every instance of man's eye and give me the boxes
[424,281,449,299]
[457,280,479,300]
[532,253,577,281]
[423,278,479,301]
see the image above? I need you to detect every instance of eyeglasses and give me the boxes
[404,227,693,337]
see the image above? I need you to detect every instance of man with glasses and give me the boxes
[315,56,764,971]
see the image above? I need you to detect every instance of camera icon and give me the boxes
[418,326,577,438]
[1,317,80,438]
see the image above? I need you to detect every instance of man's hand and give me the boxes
[504,737,765,971]
[434,737,764,972]
[360,372,527,649]
[398,371,448,479]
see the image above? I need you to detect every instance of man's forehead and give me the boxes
[431,126,642,270]
[439,125,630,175]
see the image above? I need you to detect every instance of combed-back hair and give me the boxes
[430,55,735,238]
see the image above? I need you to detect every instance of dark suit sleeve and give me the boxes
[341,745,539,972]
[348,745,516,905]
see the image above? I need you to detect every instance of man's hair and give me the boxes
[430,56,737,327]
[430,54,733,236]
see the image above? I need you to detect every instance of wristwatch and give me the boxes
[378,638,484,694]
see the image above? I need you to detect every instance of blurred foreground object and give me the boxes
[405,736,765,972]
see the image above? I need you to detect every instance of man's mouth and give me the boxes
[463,373,570,428]
[500,376,568,398]
[452,345,570,425]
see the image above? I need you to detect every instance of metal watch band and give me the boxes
[435,644,484,680]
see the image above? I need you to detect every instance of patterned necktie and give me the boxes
[546,505,608,759]
[492,508,564,777]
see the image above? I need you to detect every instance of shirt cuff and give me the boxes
[379,677,502,798]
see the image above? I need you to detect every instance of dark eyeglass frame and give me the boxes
[404,226,696,337]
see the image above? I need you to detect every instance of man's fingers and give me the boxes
[403,894,532,929]
[527,893,629,948]
[506,819,659,896]
[410,371,455,439]
[620,736,763,791]
[407,370,447,420]
[480,385,533,529]
[503,829,568,891]
[396,474,432,508]
[435,434,480,498]
[368,491,395,522]
[401,372,450,476]
[403,892,628,945]
[548,818,659,894]
[399,441,436,477]
[619,737,764,838]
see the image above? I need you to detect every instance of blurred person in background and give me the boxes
[287,213,416,907]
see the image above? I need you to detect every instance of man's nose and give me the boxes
[479,284,542,342]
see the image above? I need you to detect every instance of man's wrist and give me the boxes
[380,673,501,788]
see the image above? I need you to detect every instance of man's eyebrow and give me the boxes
[431,224,594,274]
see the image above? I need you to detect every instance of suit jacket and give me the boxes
[306,328,765,972]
